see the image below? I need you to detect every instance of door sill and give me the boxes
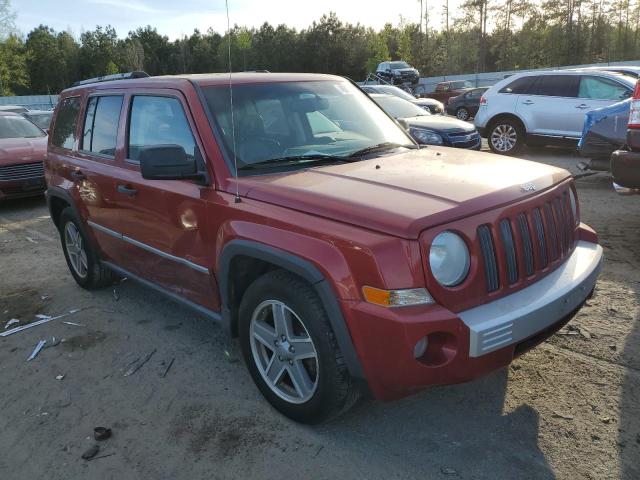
[102,261,222,323]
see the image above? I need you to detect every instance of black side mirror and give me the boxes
[139,145,203,181]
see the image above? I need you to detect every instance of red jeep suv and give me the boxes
[45,72,603,423]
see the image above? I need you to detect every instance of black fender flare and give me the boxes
[218,239,365,380]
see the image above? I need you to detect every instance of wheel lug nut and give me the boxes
[278,356,283,361]
[289,346,295,353]
[288,360,293,365]
[281,335,286,341]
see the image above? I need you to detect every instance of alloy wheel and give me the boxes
[64,221,88,278]
[490,124,518,152]
[249,300,319,404]
[456,108,470,121]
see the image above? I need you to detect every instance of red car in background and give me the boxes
[424,80,474,105]
[0,112,47,200]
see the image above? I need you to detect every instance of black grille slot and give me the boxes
[499,219,518,284]
[532,208,548,268]
[517,213,534,276]
[0,161,44,181]
[563,192,574,246]
[478,225,499,292]
[543,204,559,261]
[553,198,568,254]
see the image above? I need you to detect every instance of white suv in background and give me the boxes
[475,70,635,154]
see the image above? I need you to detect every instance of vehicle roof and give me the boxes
[24,109,52,115]
[0,105,27,110]
[62,72,346,94]
[0,111,22,117]
[438,80,470,84]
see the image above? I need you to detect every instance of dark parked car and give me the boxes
[578,99,630,171]
[22,110,54,132]
[0,112,47,200]
[375,60,419,85]
[446,87,489,120]
[611,80,640,190]
[371,94,480,149]
[361,84,444,114]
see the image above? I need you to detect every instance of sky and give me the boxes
[14,0,463,40]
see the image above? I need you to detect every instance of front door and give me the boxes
[108,91,218,311]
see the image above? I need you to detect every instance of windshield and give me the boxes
[389,61,410,69]
[452,81,473,89]
[377,85,415,101]
[372,95,430,119]
[202,80,412,170]
[0,115,46,139]
[26,113,52,129]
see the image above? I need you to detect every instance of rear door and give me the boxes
[516,74,582,137]
[48,94,124,260]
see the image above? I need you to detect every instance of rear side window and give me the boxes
[52,97,81,149]
[81,95,123,157]
[579,76,631,100]
[127,96,196,162]
[532,75,579,97]
[499,76,537,94]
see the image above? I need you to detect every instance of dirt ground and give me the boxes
[0,147,638,480]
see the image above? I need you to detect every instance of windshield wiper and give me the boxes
[347,142,417,158]
[238,153,353,170]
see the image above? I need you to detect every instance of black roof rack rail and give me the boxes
[72,71,150,87]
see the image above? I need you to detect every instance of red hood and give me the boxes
[0,136,47,166]
[232,148,571,239]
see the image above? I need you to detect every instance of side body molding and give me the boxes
[218,239,365,380]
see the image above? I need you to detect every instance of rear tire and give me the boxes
[456,107,470,121]
[488,118,525,155]
[59,207,113,289]
[239,269,358,423]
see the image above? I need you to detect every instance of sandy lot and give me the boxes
[0,148,638,480]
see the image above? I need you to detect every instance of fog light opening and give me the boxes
[413,337,429,359]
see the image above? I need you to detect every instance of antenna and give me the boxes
[225,0,241,203]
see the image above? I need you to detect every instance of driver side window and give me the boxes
[127,95,196,163]
[579,76,631,100]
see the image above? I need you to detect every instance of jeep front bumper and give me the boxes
[341,240,603,401]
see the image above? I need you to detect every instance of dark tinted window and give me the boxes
[52,97,80,149]
[128,96,196,162]
[532,75,579,97]
[81,96,123,157]
[499,76,537,94]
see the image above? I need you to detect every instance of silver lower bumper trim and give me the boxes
[460,241,603,357]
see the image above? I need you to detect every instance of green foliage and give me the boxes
[3,3,640,95]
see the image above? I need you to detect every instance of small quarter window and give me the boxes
[128,96,196,163]
[81,95,123,157]
[52,97,81,149]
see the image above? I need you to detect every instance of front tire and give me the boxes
[488,119,525,155]
[59,207,113,289]
[239,270,358,423]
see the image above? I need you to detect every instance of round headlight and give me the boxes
[429,231,470,287]
[569,188,579,225]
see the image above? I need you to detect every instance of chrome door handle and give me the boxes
[522,100,534,105]
[116,184,137,196]
[70,170,86,180]
[576,104,590,109]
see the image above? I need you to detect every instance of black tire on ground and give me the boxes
[456,107,470,121]
[238,269,359,424]
[487,118,525,155]
[58,207,114,289]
